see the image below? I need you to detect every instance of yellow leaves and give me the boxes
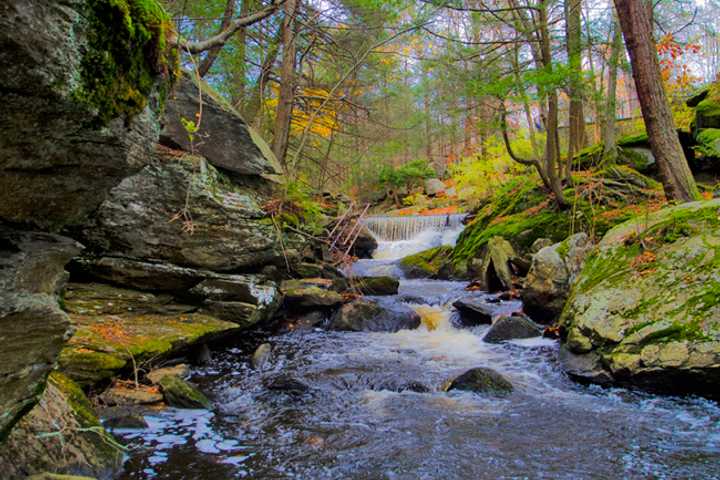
[265,85,342,140]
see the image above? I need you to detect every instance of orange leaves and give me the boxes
[630,250,657,273]
[90,318,132,347]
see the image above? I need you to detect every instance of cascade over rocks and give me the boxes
[560,200,720,396]
[521,233,592,323]
[0,228,82,442]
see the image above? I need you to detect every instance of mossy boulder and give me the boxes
[158,375,211,409]
[695,128,720,158]
[59,306,239,387]
[0,372,122,478]
[560,200,720,396]
[692,82,720,130]
[0,0,177,230]
[399,246,454,279]
[352,276,400,295]
[469,236,520,292]
[280,278,344,307]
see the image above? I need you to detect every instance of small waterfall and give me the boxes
[362,214,466,242]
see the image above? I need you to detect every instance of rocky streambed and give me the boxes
[112,227,720,480]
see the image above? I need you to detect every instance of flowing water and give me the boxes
[116,216,720,480]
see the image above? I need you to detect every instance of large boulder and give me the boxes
[452,297,496,326]
[0,372,123,478]
[521,233,592,323]
[470,236,522,292]
[0,0,175,230]
[59,282,239,386]
[560,200,720,396]
[329,299,421,332]
[79,152,292,272]
[0,227,82,441]
[161,74,282,181]
[399,246,454,279]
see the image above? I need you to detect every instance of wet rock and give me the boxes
[281,278,344,307]
[158,375,211,409]
[424,178,446,196]
[558,347,614,385]
[560,200,720,396]
[397,295,430,305]
[99,384,163,406]
[0,372,122,478]
[79,154,293,272]
[264,375,310,395]
[0,0,169,231]
[351,226,378,259]
[102,408,149,430]
[452,298,494,325]
[0,227,82,441]
[352,276,400,295]
[252,343,273,370]
[446,367,513,396]
[191,343,213,366]
[147,364,190,385]
[329,299,421,332]
[483,315,542,344]
[522,233,592,324]
[161,74,282,181]
[64,282,193,316]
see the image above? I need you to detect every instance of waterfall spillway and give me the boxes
[361,214,466,242]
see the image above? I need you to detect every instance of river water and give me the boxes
[116,217,720,480]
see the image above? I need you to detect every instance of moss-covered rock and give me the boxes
[693,82,720,130]
[351,276,400,295]
[158,375,211,409]
[695,128,720,158]
[399,245,454,279]
[445,367,513,396]
[280,278,344,307]
[451,167,663,268]
[59,309,238,387]
[0,372,123,478]
[560,199,720,396]
[0,0,177,230]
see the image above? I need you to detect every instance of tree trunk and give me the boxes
[614,0,699,201]
[271,0,299,168]
[601,16,623,164]
[198,0,235,78]
[565,0,586,172]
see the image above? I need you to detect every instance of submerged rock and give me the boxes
[329,299,421,332]
[0,227,82,441]
[351,276,400,295]
[252,343,273,370]
[446,367,513,396]
[483,315,542,344]
[158,375,211,409]
[522,233,592,323]
[264,375,310,395]
[560,200,720,396]
[0,372,123,478]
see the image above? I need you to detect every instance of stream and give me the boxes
[116,216,720,479]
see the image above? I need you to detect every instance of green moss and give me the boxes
[399,245,453,278]
[695,128,720,158]
[48,372,100,428]
[617,132,649,147]
[76,0,179,124]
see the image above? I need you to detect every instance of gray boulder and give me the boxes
[190,274,280,326]
[161,74,282,181]
[446,367,513,396]
[424,178,446,196]
[0,0,171,230]
[470,236,520,292]
[79,152,291,272]
[0,227,82,441]
[522,233,592,323]
[483,315,542,343]
[453,297,495,325]
[329,299,421,332]
[281,278,344,308]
